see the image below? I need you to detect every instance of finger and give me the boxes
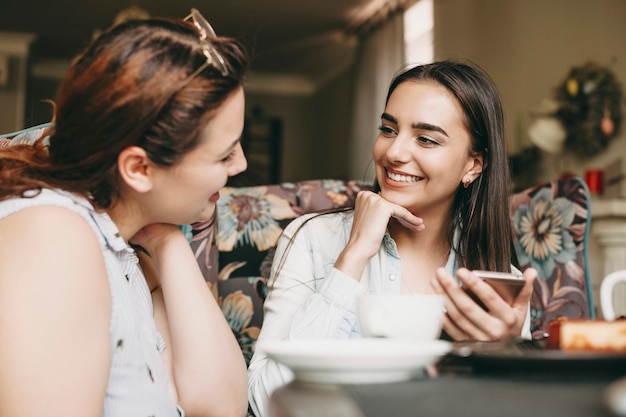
[458,267,533,330]
[390,207,424,231]
[441,307,492,341]
[442,295,491,341]
[425,364,439,378]
[511,268,537,310]
[433,268,496,340]
[430,275,464,339]
[392,214,425,231]
[454,269,525,339]
[359,191,423,231]
[354,190,381,207]
[441,313,469,340]
[433,267,474,301]
[456,268,513,316]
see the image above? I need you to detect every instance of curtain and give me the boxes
[348,11,405,182]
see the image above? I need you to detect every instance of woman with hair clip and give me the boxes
[247,60,538,417]
[0,10,249,417]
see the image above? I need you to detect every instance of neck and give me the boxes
[388,213,449,255]
[107,200,144,242]
[390,214,452,295]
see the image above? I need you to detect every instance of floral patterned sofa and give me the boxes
[200,176,594,357]
[185,179,372,364]
[2,124,594,360]
[510,177,594,338]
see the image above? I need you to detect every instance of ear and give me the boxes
[462,152,485,184]
[117,146,154,193]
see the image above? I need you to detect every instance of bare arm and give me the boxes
[0,206,111,416]
[134,224,248,417]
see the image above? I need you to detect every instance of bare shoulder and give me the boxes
[0,204,106,271]
[0,203,110,308]
[0,205,111,414]
[0,204,110,314]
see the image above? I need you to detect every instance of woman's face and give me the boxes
[372,80,482,216]
[150,87,247,225]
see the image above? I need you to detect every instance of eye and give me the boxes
[416,135,440,147]
[377,125,397,137]
[221,148,238,162]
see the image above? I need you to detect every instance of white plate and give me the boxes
[257,338,451,384]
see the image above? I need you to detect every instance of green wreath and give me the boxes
[554,62,623,157]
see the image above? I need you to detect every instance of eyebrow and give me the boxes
[381,112,449,137]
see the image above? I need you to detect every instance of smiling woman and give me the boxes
[246,60,538,417]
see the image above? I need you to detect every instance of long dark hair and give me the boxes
[0,17,248,209]
[380,60,512,272]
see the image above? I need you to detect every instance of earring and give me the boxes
[463,178,471,188]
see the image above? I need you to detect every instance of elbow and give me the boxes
[212,394,250,417]
[180,388,249,417]
[178,370,249,417]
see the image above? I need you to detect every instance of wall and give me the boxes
[245,93,315,182]
[0,32,37,133]
[434,0,626,182]
[309,68,355,181]
[434,0,626,312]
[245,65,355,183]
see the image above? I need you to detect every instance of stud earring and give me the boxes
[463,178,471,188]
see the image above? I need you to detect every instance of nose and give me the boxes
[385,136,411,163]
[228,143,247,176]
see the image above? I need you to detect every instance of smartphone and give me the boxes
[465,270,525,309]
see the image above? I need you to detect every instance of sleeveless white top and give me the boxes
[0,189,184,417]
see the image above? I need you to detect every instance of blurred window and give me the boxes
[404,0,433,64]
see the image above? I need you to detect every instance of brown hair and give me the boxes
[0,17,248,208]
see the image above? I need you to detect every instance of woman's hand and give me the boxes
[335,191,424,280]
[432,267,537,340]
[129,223,183,257]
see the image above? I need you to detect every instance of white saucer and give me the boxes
[257,338,451,384]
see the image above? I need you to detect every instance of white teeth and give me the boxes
[387,171,420,183]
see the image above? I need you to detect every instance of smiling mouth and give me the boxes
[386,170,422,183]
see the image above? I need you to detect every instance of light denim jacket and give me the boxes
[247,210,530,417]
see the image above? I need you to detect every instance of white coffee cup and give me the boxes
[357,294,445,339]
[600,270,626,320]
